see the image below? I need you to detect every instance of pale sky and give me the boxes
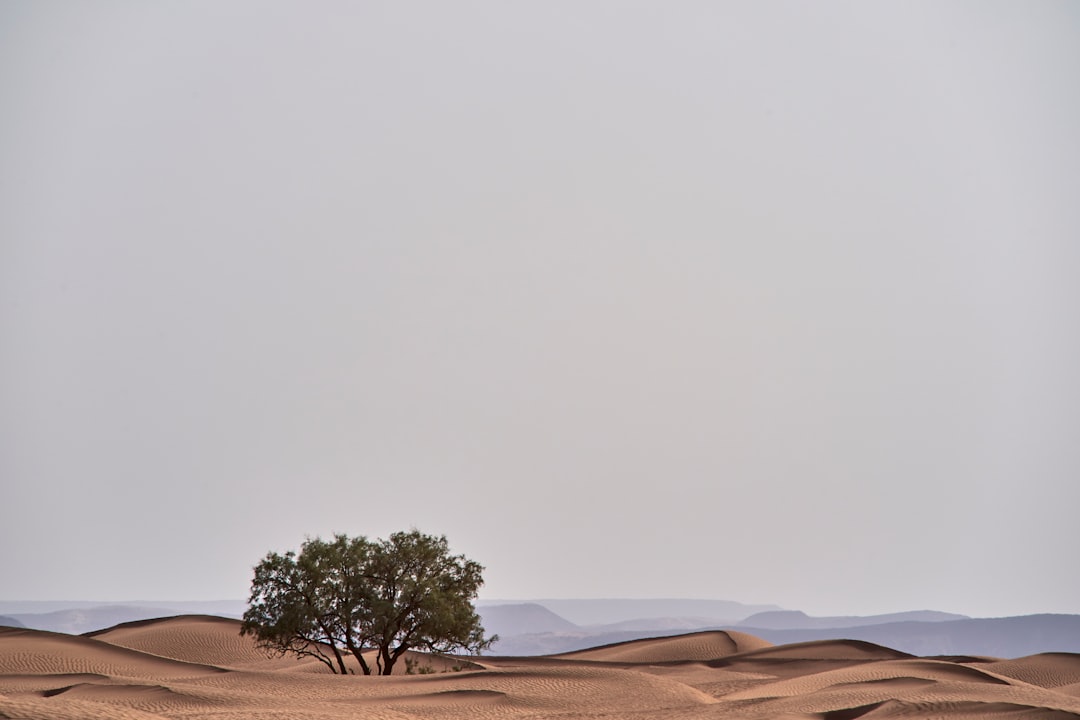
[2,1,1078,618]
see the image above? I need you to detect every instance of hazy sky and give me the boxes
[2,1,1078,618]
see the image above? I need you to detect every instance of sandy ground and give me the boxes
[2,616,1080,719]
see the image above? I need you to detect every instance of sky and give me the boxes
[2,1,1078,619]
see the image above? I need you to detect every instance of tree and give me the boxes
[240,530,495,675]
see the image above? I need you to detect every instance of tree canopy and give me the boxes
[240,530,494,675]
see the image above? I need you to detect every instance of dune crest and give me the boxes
[0,627,224,678]
[554,629,771,663]
[88,615,308,670]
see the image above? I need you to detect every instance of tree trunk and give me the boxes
[344,637,372,675]
[379,645,398,675]
[314,620,350,675]
[330,645,349,675]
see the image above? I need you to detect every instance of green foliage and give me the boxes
[240,530,495,675]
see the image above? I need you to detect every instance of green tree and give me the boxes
[240,530,494,675]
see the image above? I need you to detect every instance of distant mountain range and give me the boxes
[2,599,1078,659]
[478,603,580,637]
[480,598,783,627]
[474,601,1080,658]
[737,609,967,629]
[0,601,246,635]
[738,614,1080,658]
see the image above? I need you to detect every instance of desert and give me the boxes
[3,615,1080,719]
[5,2,1079,717]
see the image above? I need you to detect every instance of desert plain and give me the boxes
[3,615,1080,719]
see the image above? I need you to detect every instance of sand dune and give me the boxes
[721,658,1015,701]
[719,637,915,662]
[554,629,771,663]
[3,617,1080,719]
[0,627,224,678]
[87,614,309,670]
[89,615,487,676]
[984,653,1080,689]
